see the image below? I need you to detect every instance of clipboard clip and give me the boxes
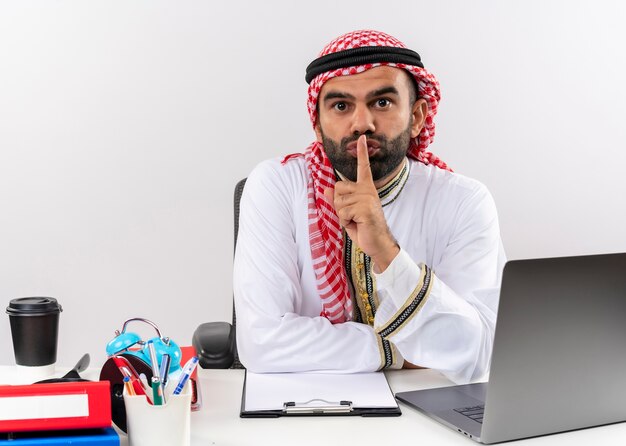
[283,399,353,414]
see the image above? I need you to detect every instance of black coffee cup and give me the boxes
[6,297,63,367]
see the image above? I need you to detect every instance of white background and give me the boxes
[1,0,625,368]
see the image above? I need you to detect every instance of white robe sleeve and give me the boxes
[233,161,390,373]
[373,183,505,384]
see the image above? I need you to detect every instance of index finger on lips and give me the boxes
[356,134,374,184]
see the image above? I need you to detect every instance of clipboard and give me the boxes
[240,371,401,418]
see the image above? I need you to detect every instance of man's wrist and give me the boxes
[371,243,400,273]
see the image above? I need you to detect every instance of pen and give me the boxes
[151,376,163,406]
[123,376,136,396]
[160,353,171,388]
[146,340,161,382]
[172,356,199,395]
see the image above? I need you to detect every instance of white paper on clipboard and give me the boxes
[243,371,398,412]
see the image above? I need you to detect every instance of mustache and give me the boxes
[340,133,387,146]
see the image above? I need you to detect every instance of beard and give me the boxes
[320,124,412,182]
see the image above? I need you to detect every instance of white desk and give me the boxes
[184,368,625,446]
[3,367,625,445]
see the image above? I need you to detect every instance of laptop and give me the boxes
[395,252,626,443]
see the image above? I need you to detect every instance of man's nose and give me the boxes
[350,105,375,135]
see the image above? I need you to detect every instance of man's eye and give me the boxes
[376,98,391,108]
[333,102,347,111]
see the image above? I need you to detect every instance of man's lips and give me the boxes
[345,139,381,157]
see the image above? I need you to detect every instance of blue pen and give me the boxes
[160,353,171,388]
[173,356,199,395]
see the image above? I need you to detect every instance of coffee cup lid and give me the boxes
[6,297,63,316]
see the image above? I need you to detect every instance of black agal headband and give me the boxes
[305,46,424,84]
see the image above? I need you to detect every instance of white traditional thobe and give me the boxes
[233,156,505,383]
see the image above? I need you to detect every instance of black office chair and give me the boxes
[192,178,246,369]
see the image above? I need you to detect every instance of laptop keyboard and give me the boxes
[454,405,484,424]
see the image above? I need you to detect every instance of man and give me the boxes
[233,30,505,384]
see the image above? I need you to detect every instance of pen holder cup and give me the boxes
[123,383,192,446]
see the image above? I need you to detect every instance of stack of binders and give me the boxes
[0,381,119,445]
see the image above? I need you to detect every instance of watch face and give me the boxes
[99,353,153,433]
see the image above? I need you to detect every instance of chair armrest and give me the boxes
[192,322,235,369]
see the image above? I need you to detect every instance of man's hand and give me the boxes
[402,360,426,369]
[324,135,400,272]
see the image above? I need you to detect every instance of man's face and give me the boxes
[315,66,427,183]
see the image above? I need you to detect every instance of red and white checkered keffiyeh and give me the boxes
[283,30,451,324]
